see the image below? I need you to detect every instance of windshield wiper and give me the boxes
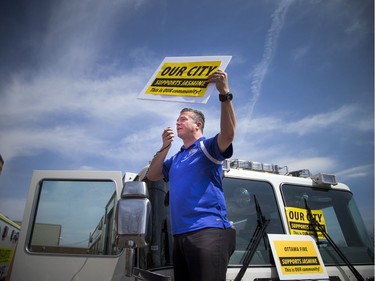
[234,195,270,281]
[304,198,364,281]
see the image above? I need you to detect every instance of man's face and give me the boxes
[176,111,198,139]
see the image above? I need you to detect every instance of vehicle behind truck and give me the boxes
[8,159,374,281]
[0,213,20,280]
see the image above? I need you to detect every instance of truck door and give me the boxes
[10,170,131,281]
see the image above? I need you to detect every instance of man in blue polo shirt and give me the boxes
[147,69,236,281]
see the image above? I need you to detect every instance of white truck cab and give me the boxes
[8,159,374,281]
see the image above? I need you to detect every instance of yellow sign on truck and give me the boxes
[285,207,327,239]
[268,234,328,280]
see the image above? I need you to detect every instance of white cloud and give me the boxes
[284,105,360,135]
[232,103,372,176]
[282,157,337,174]
[336,164,374,181]
[236,104,369,138]
[0,60,185,162]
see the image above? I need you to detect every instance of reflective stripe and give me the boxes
[200,141,222,165]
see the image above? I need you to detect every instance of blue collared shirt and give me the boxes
[162,135,233,235]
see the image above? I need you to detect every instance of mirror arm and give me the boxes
[124,241,135,277]
[124,240,171,281]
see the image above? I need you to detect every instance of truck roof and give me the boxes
[223,159,350,192]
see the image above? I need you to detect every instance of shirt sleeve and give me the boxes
[162,156,172,182]
[204,134,233,162]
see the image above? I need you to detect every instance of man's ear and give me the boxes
[196,122,202,131]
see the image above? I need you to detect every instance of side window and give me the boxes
[224,178,284,265]
[29,180,120,255]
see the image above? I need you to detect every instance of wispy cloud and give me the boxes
[247,0,294,118]
[233,104,373,174]
[283,157,337,174]
[292,45,310,61]
[0,67,184,168]
[284,105,362,135]
[237,105,372,136]
[336,164,375,181]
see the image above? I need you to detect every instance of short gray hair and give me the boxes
[180,108,205,131]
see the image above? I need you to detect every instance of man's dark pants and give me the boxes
[173,227,236,281]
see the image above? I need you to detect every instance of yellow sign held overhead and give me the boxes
[146,61,220,98]
[138,56,232,104]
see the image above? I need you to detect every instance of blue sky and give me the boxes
[0,0,373,233]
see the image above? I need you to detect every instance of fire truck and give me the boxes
[7,159,374,281]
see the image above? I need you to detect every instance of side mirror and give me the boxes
[115,180,171,281]
[116,181,151,248]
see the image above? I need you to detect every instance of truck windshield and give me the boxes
[223,178,284,265]
[282,184,374,265]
